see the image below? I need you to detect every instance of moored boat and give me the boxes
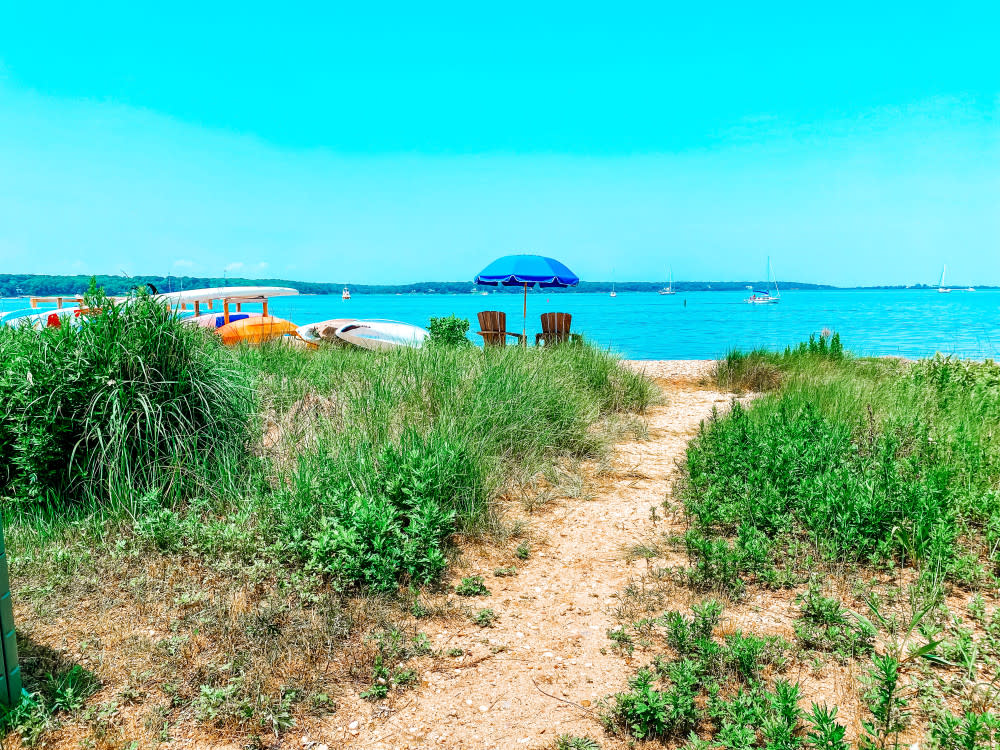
[746,258,781,304]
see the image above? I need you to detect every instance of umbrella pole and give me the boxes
[522,283,527,345]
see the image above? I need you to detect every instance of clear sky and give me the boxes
[1,2,997,286]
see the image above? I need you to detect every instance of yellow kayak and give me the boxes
[217,315,299,346]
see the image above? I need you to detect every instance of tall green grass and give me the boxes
[1,290,655,594]
[688,337,1000,585]
[0,288,254,512]
[237,342,657,591]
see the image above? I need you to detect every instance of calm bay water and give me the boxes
[264,289,1000,360]
[4,289,998,360]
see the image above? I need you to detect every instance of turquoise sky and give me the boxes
[1,3,997,286]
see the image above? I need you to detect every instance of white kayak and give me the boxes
[155,286,299,307]
[334,320,429,351]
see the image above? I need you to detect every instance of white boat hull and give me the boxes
[334,320,429,351]
[297,318,358,343]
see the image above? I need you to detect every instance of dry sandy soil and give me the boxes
[291,360,738,749]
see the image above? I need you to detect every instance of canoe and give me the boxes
[334,320,429,351]
[217,316,300,346]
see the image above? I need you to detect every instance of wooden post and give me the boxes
[56,298,63,309]
[223,300,230,325]
[236,303,242,312]
[522,283,528,345]
[194,301,200,317]
[0,513,21,707]
[262,300,269,317]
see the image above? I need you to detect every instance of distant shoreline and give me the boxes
[1,274,993,298]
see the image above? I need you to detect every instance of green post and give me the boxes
[0,513,21,707]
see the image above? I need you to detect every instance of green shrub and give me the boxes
[427,315,471,347]
[607,669,674,740]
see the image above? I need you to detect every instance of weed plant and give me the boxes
[605,600,830,745]
[689,338,1000,583]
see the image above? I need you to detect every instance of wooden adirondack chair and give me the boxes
[535,312,582,347]
[476,310,526,347]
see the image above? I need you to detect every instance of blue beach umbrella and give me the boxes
[474,254,580,341]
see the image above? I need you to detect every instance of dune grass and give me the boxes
[0,294,655,743]
[0,285,255,514]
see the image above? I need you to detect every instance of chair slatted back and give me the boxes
[538,312,572,344]
[477,310,508,346]
[478,310,506,332]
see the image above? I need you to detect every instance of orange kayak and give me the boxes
[217,315,299,346]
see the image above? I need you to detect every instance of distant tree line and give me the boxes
[0,274,850,298]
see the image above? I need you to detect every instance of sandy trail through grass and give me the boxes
[309,361,729,749]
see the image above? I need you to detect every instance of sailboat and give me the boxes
[342,286,351,300]
[609,282,617,298]
[937,265,950,293]
[659,268,676,295]
[745,258,780,304]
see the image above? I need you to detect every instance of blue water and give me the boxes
[263,289,1000,360]
[5,290,999,360]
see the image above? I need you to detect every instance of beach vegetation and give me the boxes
[427,314,472,347]
[604,335,1000,747]
[0,282,254,509]
[455,575,490,597]
[0,288,655,744]
[472,607,497,627]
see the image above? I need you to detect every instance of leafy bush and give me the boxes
[473,608,497,627]
[427,314,472,347]
[607,601,799,744]
[607,668,677,740]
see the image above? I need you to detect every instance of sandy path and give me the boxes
[302,362,729,749]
